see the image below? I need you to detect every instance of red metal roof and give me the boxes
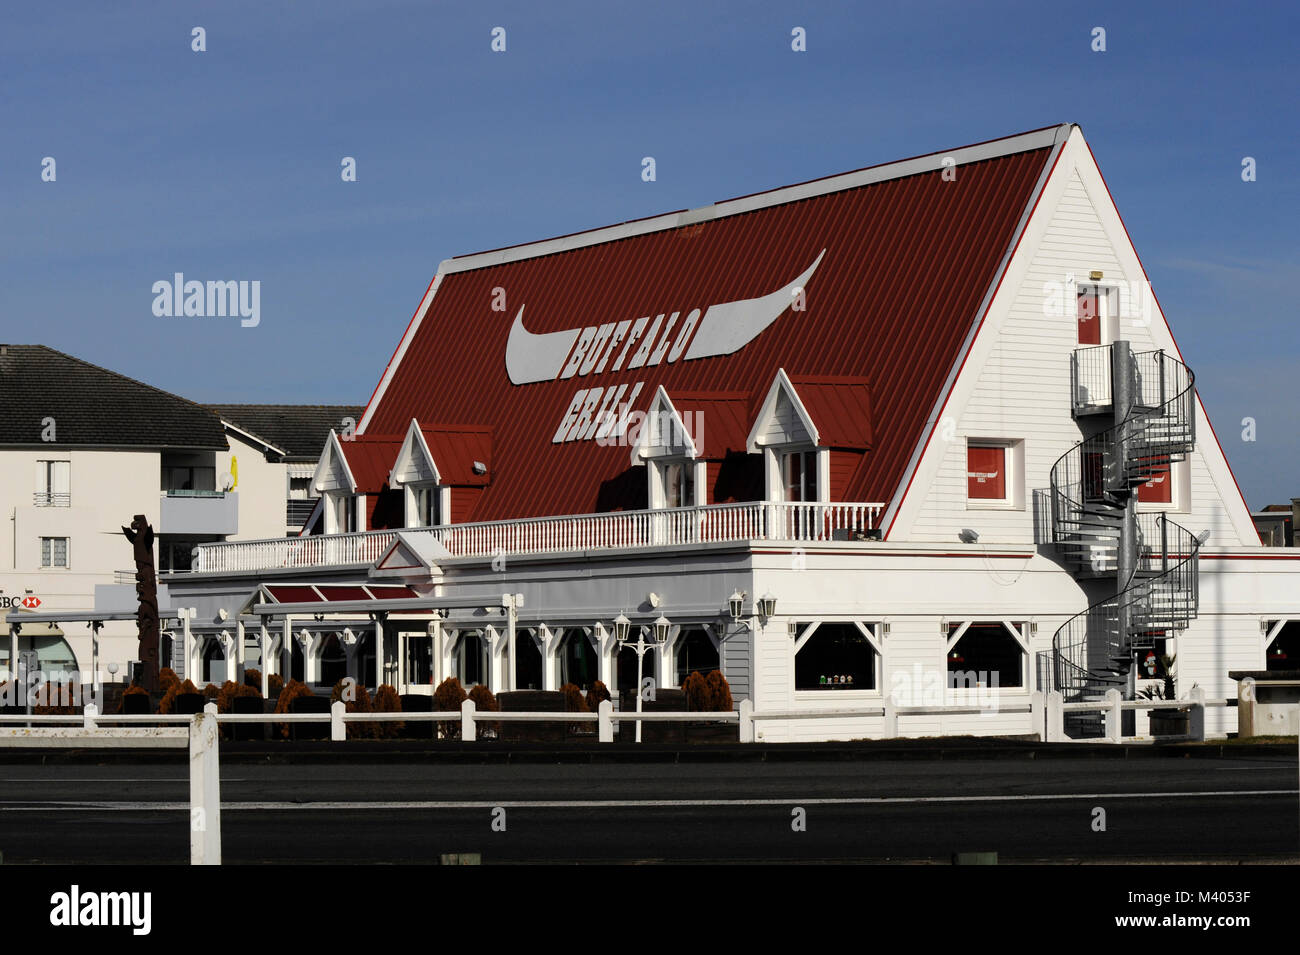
[789,376,874,449]
[339,436,402,495]
[420,425,493,486]
[362,134,1055,521]
[668,391,752,459]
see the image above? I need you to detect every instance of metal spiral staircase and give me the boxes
[1048,342,1201,736]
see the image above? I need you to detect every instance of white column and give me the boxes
[7,623,16,680]
[259,620,270,696]
[594,623,613,689]
[541,625,561,691]
[235,620,245,684]
[180,608,194,681]
[281,616,292,683]
[486,625,506,692]
[507,607,518,692]
[375,616,386,688]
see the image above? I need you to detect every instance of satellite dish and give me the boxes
[219,472,235,491]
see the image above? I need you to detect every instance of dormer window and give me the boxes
[661,460,696,509]
[411,482,442,527]
[781,449,819,502]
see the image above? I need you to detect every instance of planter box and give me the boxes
[289,694,331,740]
[1149,707,1190,736]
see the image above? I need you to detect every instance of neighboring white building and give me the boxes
[26,126,1300,739]
[0,348,356,684]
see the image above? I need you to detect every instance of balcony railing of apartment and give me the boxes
[191,500,887,574]
[33,492,71,507]
[163,489,227,498]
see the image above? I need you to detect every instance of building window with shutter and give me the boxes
[966,439,1023,509]
[36,460,71,506]
[967,445,1007,501]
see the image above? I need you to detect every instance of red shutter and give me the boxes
[967,446,1006,499]
[1137,465,1172,504]
[1077,289,1100,345]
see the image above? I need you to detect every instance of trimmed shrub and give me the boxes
[118,684,150,714]
[158,668,180,692]
[705,670,733,712]
[202,683,220,702]
[243,668,262,689]
[467,684,499,739]
[268,673,285,698]
[681,671,709,711]
[587,680,612,711]
[560,682,589,735]
[160,679,201,715]
[273,679,315,739]
[372,684,404,739]
[433,677,468,739]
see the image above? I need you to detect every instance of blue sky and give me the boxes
[2,0,1296,508]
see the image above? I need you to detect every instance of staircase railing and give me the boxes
[1048,345,1199,711]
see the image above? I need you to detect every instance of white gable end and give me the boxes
[890,127,1257,548]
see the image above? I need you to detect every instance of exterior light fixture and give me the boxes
[728,590,746,622]
[758,593,777,619]
[959,528,980,543]
[1089,270,1104,281]
[1196,529,1212,545]
[653,614,671,645]
[472,461,488,474]
[613,613,632,643]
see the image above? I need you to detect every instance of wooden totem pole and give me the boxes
[122,514,160,692]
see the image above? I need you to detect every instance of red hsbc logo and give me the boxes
[21,596,41,609]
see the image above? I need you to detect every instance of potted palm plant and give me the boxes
[1140,655,1189,736]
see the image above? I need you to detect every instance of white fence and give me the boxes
[192,501,885,573]
[1,695,1289,866]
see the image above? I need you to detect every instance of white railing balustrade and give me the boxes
[192,501,885,573]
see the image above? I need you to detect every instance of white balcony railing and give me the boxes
[191,501,886,574]
[33,492,71,507]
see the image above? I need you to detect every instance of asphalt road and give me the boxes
[0,755,1296,863]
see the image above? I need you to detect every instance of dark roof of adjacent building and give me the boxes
[206,405,366,460]
[0,344,227,450]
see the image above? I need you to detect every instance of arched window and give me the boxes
[513,629,543,690]
[319,633,347,686]
[454,630,489,688]
[947,622,1025,689]
[794,623,878,691]
[558,629,597,690]
[1267,621,1300,671]
[674,627,718,685]
[201,638,226,684]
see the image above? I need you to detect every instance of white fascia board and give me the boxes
[390,418,441,487]
[312,430,357,494]
[881,125,1074,540]
[746,368,821,452]
[358,273,445,435]
[220,420,287,457]
[630,385,697,466]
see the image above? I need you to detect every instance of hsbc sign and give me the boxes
[500,251,826,444]
[0,593,42,610]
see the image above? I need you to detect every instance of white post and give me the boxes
[180,608,194,681]
[1046,690,1065,742]
[1188,685,1205,741]
[1104,688,1123,743]
[882,697,898,738]
[1030,691,1044,742]
[260,620,270,697]
[82,702,98,730]
[738,698,754,743]
[190,705,222,865]
[461,698,476,741]
[330,700,346,741]
[598,699,613,742]
[375,618,385,689]
[235,619,245,684]
[282,616,292,684]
